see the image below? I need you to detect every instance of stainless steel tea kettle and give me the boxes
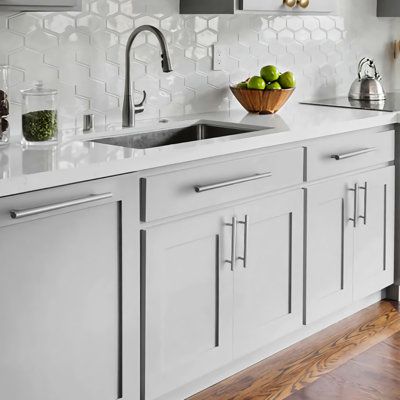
[348,57,386,101]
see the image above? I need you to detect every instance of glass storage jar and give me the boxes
[0,66,10,146]
[21,81,58,145]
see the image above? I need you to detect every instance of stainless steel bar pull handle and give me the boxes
[359,182,368,225]
[10,193,113,219]
[330,147,376,161]
[194,172,272,193]
[349,183,358,228]
[225,217,237,271]
[238,215,249,268]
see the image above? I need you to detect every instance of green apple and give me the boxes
[265,82,282,90]
[236,81,248,89]
[247,76,266,90]
[278,71,296,89]
[260,65,280,83]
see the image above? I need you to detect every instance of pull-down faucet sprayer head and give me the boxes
[161,53,173,73]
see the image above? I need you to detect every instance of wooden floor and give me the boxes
[189,300,400,400]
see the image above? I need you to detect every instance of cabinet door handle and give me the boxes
[238,215,249,268]
[359,182,368,225]
[10,193,113,219]
[349,183,358,228]
[330,147,376,161]
[225,217,237,271]
[194,172,272,193]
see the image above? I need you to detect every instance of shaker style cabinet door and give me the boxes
[144,209,234,400]
[233,190,304,358]
[0,175,139,400]
[305,177,355,324]
[353,166,395,300]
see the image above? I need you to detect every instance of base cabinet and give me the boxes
[144,190,304,399]
[305,176,355,324]
[0,175,139,400]
[306,166,395,324]
[233,191,303,358]
[353,167,395,300]
[144,209,234,400]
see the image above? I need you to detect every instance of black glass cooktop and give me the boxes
[301,92,400,112]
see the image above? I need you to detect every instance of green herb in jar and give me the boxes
[22,110,57,142]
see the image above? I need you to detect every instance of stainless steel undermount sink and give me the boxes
[91,122,265,150]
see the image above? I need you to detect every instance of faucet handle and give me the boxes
[135,90,147,114]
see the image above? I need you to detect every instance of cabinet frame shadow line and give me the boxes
[140,229,147,400]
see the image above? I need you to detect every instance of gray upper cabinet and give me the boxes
[0,0,81,11]
[377,0,400,16]
[180,0,337,14]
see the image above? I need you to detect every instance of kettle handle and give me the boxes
[358,57,380,80]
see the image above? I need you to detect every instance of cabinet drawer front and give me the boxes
[306,129,394,181]
[0,176,129,227]
[141,147,304,222]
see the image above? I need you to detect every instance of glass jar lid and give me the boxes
[21,81,57,96]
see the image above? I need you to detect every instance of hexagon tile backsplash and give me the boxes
[0,0,398,132]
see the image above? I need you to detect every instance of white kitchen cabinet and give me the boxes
[0,0,81,11]
[0,175,139,400]
[144,209,234,400]
[353,167,395,300]
[144,189,303,398]
[306,166,395,324]
[305,176,355,324]
[233,190,303,358]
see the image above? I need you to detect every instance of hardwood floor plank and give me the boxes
[189,301,400,400]
[289,331,400,400]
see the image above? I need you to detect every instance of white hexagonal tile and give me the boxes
[320,17,336,31]
[196,30,218,47]
[9,14,42,35]
[160,73,184,93]
[295,28,311,42]
[59,63,90,86]
[91,0,118,16]
[92,30,118,49]
[311,29,327,41]
[186,17,208,33]
[107,14,133,33]
[174,57,196,75]
[44,14,75,34]
[77,14,105,32]
[287,17,303,32]
[185,72,207,89]
[208,71,229,89]
[9,48,41,70]
[0,30,23,54]
[26,30,57,52]
[269,17,287,32]
[185,46,208,61]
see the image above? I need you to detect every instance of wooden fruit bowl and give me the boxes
[230,86,295,114]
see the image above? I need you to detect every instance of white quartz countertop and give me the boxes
[0,103,398,197]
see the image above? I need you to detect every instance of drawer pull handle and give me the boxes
[359,182,368,225]
[225,217,237,271]
[238,215,249,268]
[10,193,113,219]
[194,172,272,193]
[349,183,358,228]
[330,147,376,161]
